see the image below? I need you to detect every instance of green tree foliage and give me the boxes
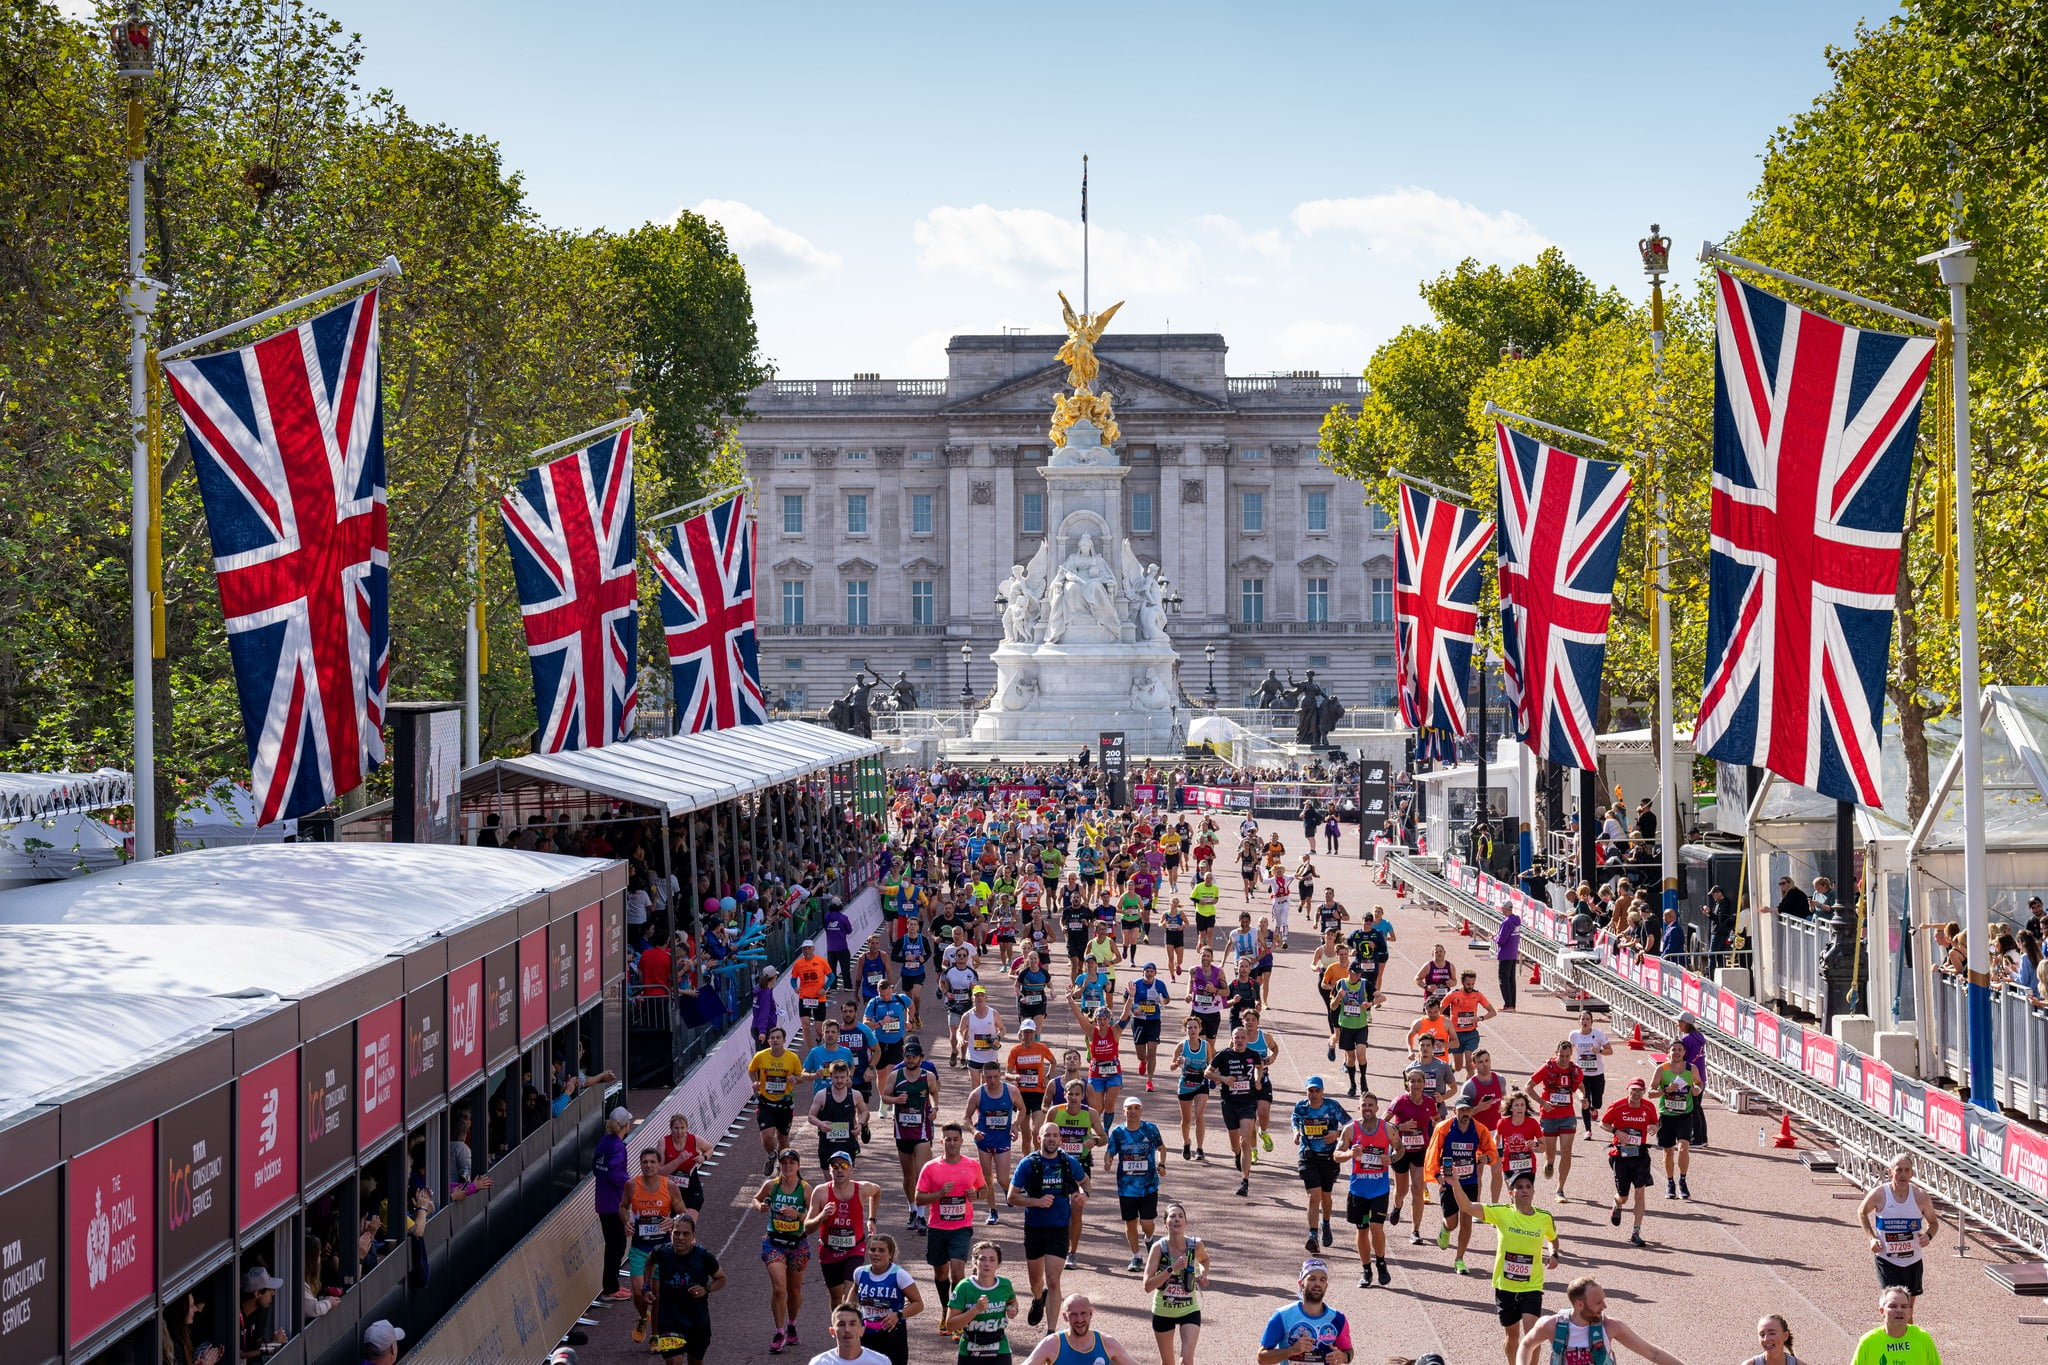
[0,0,768,825]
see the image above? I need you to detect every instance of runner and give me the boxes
[1255,1259,1353,1364]
[1017,1295,1143,1365]
[645,1210,724,1365]
[864,979,911,1071]
[1461,1049,1509,1145]
[807,1151,883,1309]
[852,1235,924,1365]
[808,1302,891,1365]
[1103,1097,1167,1270]
[1330,960,1385,1098]
[1443,970,1500,1077]
[1190,869,1222,948]
[1424,1094,1498,1274]
[1490,1093,1544,1203]
[1526,1042,1584,1202]
[1046,1081,1104,1266]
[1314,930,1350,1051]
[1013,951,1053,1036]
[1448,1171,1560,1364]
[1160,898,1190,979]
[1208,1024,1265,1198]
[1403,1034,1458,1109]
[1141,1203,1209,1365]
[1601,1077,1659,1248]
[839,999,880,1113]
[915,1122,987,1309]
[1748,1314,1802,1365]
[942,960,983,1066]
[1226,956,1264,1032]
[959,1060,1020,1226]
[1292,1076,1350,1253]
[656,1111,708,1211]
[1172,1016,1212,1162]
[1850,1287,1941,1364]
[1651,1049,1701,1201]
[962,986,1006,1074]
[1516,1277,1686,1365]
[751,1149,812,1354]
[1333,1090,1394,1288]
[625,1148,687,1343]
[750,1029,805,1173]
[1388,1067,1438,1245]
[1857,1153,1940,1319]
[1009,1123,1091,1327]
[857,935,892,1004]
[792,942,832,1049]
[1254,915,1280,1005]
[879,1038,942,1230]
[1407,997,1455,1065]
[1063,884,1095,982]
[1072,998,1126,1117]
[1009,1021,1058,1148]
[1270,862,1294,946]
[1123,962,1171,1092]
[810,1061,870,1176]
[1415,942,1456,999]
[1567,1008,1614,1139]
[940,1242,1020,1363]
[1228,911,1259,977]
[893,919,935,1030]
[1245,1005,1283,1154]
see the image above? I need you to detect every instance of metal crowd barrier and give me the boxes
[1389,851,2048,1262]
[1929,972,2048,1123]
[1766,911,1826,1018]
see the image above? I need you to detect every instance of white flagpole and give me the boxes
[1387,466,1475,506]
[522,410,643,466]
[157,256,401,361]
[1644,228,1679,927]
[118,20,159,859]
[1698,243,1939,331]
[643,482,751,530]
[1483,401,1612,450]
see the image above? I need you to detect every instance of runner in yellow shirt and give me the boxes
[749,1029,806,1172]
[1448,1170,1559,1365]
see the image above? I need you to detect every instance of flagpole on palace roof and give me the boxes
[115,12,160,858]
[1641,226,1680,929]
[1081,154,1089,317]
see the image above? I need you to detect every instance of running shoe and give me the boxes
[1679,1176,1692,1201]
[1543,1159,1554,1178]
[1327,1045,1337,1062]
[1358,1269,1372,1288]
[633,1315,648,1343]
[1376,1259,1392,1286]
[769,1330,787,1354]
[1064,1255,1078,1270]
[987,1209,1001,1225]
[1183,1143,1193,1161]
[1146,1079,1155,1093]
[1127,1254,1143,1272]
[1261,1130,1275,1153]
[1410,1230,1425,1246]
[1436,1224,1451,1250]
[1196,1148,1208,1162]
[906,1212,919,1230]
[1665,1179,1678,1200]
[1028,1297,1046,1327]
[1321,1221,1333,1248]
[1629,1229,1646,1249]
[1609,1207,1623,1227]
[600,1289,633,1302]
[1250,1146,1258,1165]
[1454,1258,1467,1275]
[1304,1234,1318,1253]
[1556,1191,1570,1204]
[1236,1180,1249,1197]
[787,1324,800,1347]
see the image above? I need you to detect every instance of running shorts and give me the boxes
[1346,1191,1390,1227]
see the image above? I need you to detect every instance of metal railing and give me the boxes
[1927,972,2048,1122]
[1392,852,2048,1261]
[1767,912,1826,1017]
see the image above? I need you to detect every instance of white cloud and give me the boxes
[54,0,96,18]
[1196,214,1290,265]
[690,199,841,286]
[913,205,1201,295]
[1292,187,1548,263]
[1269,320,1372,372]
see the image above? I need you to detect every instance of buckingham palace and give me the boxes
[737,329,1399,714]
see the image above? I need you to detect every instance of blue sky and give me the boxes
[244,1,1891,378]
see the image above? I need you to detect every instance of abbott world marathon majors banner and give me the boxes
[407,884,882,1364]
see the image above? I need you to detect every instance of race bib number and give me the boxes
[1302,1121,1328,1139]
[1451,1159,1475,1179]
[1617,1141,1643,1158]
[772,1212,802,1235]
[938,1198,966,1221]
[1504,1252,1535,1281]
[764,1077,788,1098]
[898,1110,927,1137]
[1229,1076,1251,1093]
[636,1218,665,1239]
[1401,1131,1426,1151]
[1121,1158,1151,1176]
[983,1111,1009,1130]
[1357,1150,1387,1173]
[1193,993,1220,1011]
[1455,1012,1477,1030]
[1508,1152,1535,1175]
[1093,1060,1121,1080]
[1162,1280,1192,1304]
[826,1121,851,1141]
[827,1231,857,1251]
[1549,1089,1571,1107]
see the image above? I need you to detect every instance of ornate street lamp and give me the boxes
[960,639,973,709]
[1203,642,1218,707]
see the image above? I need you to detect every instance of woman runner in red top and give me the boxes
[1071,998,1126,1118]
[658,1112,708,1210]
[1490,1093,1544,1203]
[1526,1042,1584,1203]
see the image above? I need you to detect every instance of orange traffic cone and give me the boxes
[1771,1113,1798,1149]
[1627,1023,1646,1050]
[1528,961,1543,986]
[1459,916,1473,938]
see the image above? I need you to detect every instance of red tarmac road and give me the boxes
[585,821,2043,1364]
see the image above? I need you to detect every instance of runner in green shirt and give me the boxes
[1650,1055,1701,1201]
[941,1241,1020,1360]
[1449,1170,1559,1365]
[1851,1286,1941,1364]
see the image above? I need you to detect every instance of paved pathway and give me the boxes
[586,820,2043,1364]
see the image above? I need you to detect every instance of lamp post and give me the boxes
[1204,643,1217,707]
[115,11,159,858]
[1640,223,1678,922]
[960,639,974,711]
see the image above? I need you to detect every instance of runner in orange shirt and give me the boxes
[1440,970,1498,1077]
[791,942,832,1051]
[1007,1021,1059,1148]
[1406,998,1454,1059]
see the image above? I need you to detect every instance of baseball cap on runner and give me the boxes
[1297,1258,1329,1282]
[1305,1076,1325,1091]
[1627,1077,1648,1090]
[827,1151,854,1167]
[1018,1019,1038,1031]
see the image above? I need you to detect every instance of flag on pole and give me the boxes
[161,289,389,824]
[498,426,640,752]
[1395,483,1492,738]
[1494,421,1631,769]
[1694,269,1936,806]
[650,493,766,733]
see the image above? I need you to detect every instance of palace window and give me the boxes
[911,493,934,535]
[1305,577,1330,622]
[1021,491,1046,535]
[1370,576,1394,623]
[782,493,804,535]
[910,580,935,625]
[1305,490,1329,532]
[1242,492,1264,533]
[781,581,805,626]
[1241,577,1266,623]
[846,494,868,534]
[845,579,870,626]
[1130,491,1154,534]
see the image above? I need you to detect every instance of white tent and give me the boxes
[174,779,297,850]
[1186,715,1241,746]
[0,768,131,822]
[0,810,131,889]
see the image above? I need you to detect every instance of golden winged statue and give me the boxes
[1056,290,1125,387]
[1049,388,1121,448]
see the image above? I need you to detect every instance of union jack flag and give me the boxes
[163,289,388,826]
[1495,421,1632,769]
[498,427,640,752]
[1695,270,1935,806]
[1395,483,1492,738]
[651,494,766,733]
